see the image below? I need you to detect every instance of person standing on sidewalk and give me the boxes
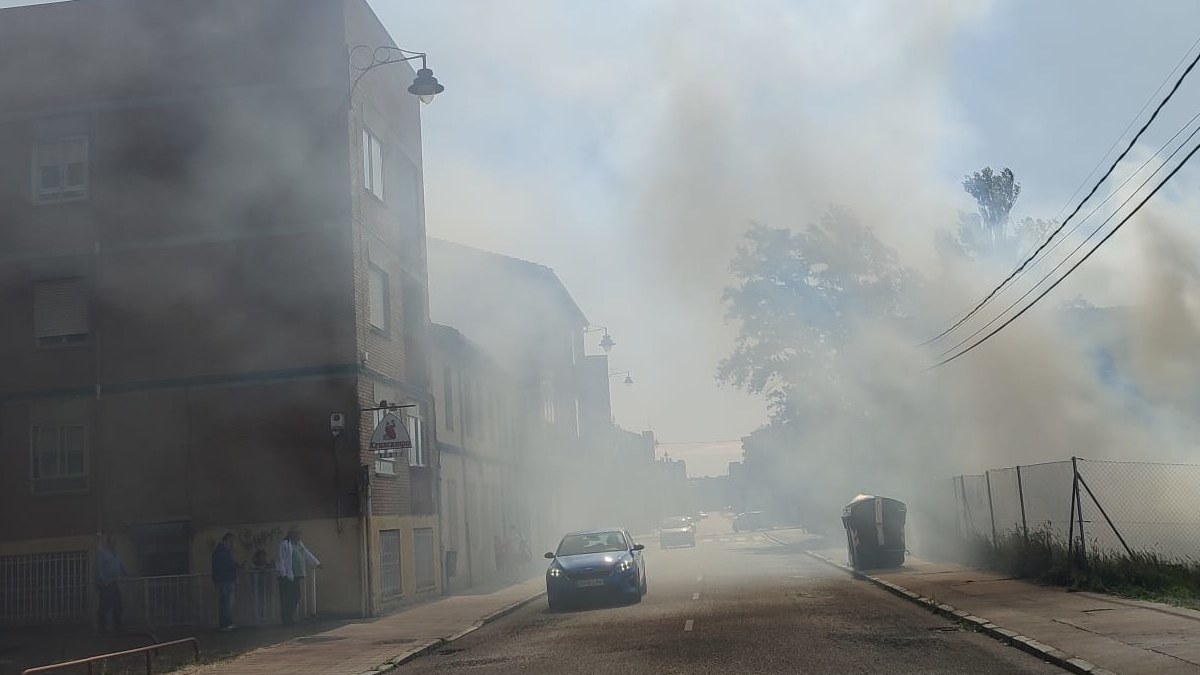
[276,526,320,625]
[291,530,320,619]
[211,533,239,631]
[96,535,128,634]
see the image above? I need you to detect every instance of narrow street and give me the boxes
[394,517,1063,674]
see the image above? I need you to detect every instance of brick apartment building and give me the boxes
[0,0,441,624]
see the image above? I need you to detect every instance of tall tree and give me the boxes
[962,166,1021,237]
[718,206,918,422]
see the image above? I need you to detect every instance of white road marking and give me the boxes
[684,619,694,632]
[696,574,704,582]
[692,592,700,600]
[736,536,746,542]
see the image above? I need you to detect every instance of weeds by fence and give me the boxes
[954,457,1200,606]
[955,457,1200,564]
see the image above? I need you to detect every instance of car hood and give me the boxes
[553,551,628,572]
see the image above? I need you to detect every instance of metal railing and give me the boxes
[2,559,320,629]
[0,551,90,626]
[21,637,198,675]
[119,568,318,629]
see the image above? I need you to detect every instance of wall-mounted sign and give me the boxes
[370,411,412,453]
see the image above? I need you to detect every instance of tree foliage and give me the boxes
[963,166,1021,232]
[718,207,919,422]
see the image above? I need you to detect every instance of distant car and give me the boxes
[658,516,696,548]
[545,528,646,610]
[733,511,768,533]
[697,511,709,519]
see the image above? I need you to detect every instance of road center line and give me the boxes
[684,619,694,632]
[692,592,700,600]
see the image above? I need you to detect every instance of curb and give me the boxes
[803,551,1117,675]
[360,588,547,675]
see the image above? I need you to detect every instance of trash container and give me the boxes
[841,494,906,570]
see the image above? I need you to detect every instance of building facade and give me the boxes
[0,0,439,625]
[431,324,530,592]
[427,240,619,551]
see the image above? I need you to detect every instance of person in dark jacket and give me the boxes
[211,533,239,631]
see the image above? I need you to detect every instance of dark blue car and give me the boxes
[544,528,646,610]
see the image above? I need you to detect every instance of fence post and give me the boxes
[1077,467,1134,557]
[1072,456,1087,568]
[1067,465,1077,561]
[1015,464,1029,544]
[985,471,998,546]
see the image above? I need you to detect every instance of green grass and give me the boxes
[966,527,1200,609]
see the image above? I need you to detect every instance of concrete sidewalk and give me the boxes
[798,541,1200,675]
[175,578,545,675]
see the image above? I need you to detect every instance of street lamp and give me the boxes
[610,371,634,387]
[585,325,616,353]
[350,45,445,103]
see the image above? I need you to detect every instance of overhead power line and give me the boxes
[922,40,1200,347]
[935,109,1200,361]
[656,439,744,446]
[930,134,1200,369]
[1050,33,1200,225]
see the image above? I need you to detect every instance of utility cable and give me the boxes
[936,108,1200,360]
[930,134,1200,369]
[922,41,1200,347]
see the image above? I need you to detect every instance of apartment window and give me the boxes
[541,380,556,425]
[407,407,428,468]
[393,153,421,229]
[362,127,384,200]
[33,279,89,347]
[442,366,454,431]
[33,136,88,203]
[380,530,401,598]
[368,265,389,333]
[445,480,459,548]
[462,375,474,437]
[574,397,581,438]
[414,528,436,592]
[31,423,88,494]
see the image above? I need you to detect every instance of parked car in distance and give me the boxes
[732,511,768,533]
[545,528,646,610]
[658,516,696,548]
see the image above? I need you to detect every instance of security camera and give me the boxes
[330,412,346,437]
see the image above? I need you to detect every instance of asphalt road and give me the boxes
[397,517,1064,674]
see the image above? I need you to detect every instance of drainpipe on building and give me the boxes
[358,461,373,618]
[92,239,103,632]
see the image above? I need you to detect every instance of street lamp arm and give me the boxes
[349,45,443,103]
[350,45,429,97]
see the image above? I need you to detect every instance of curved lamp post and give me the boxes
[350,45,445,103]
[585,325,616,353]
[610,371,634,387]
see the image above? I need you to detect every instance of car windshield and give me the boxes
[557,532,627,556]
[661,517,690,528]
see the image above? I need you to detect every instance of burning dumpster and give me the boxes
[841,494,907,569]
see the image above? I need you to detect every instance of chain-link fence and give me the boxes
[953,457,1200,563]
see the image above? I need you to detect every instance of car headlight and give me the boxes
[548,564,564,578]
[617,557,633,573]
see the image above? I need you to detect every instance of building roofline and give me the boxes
[428,237,588,326]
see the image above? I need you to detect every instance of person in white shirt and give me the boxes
[276,526,320,625]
